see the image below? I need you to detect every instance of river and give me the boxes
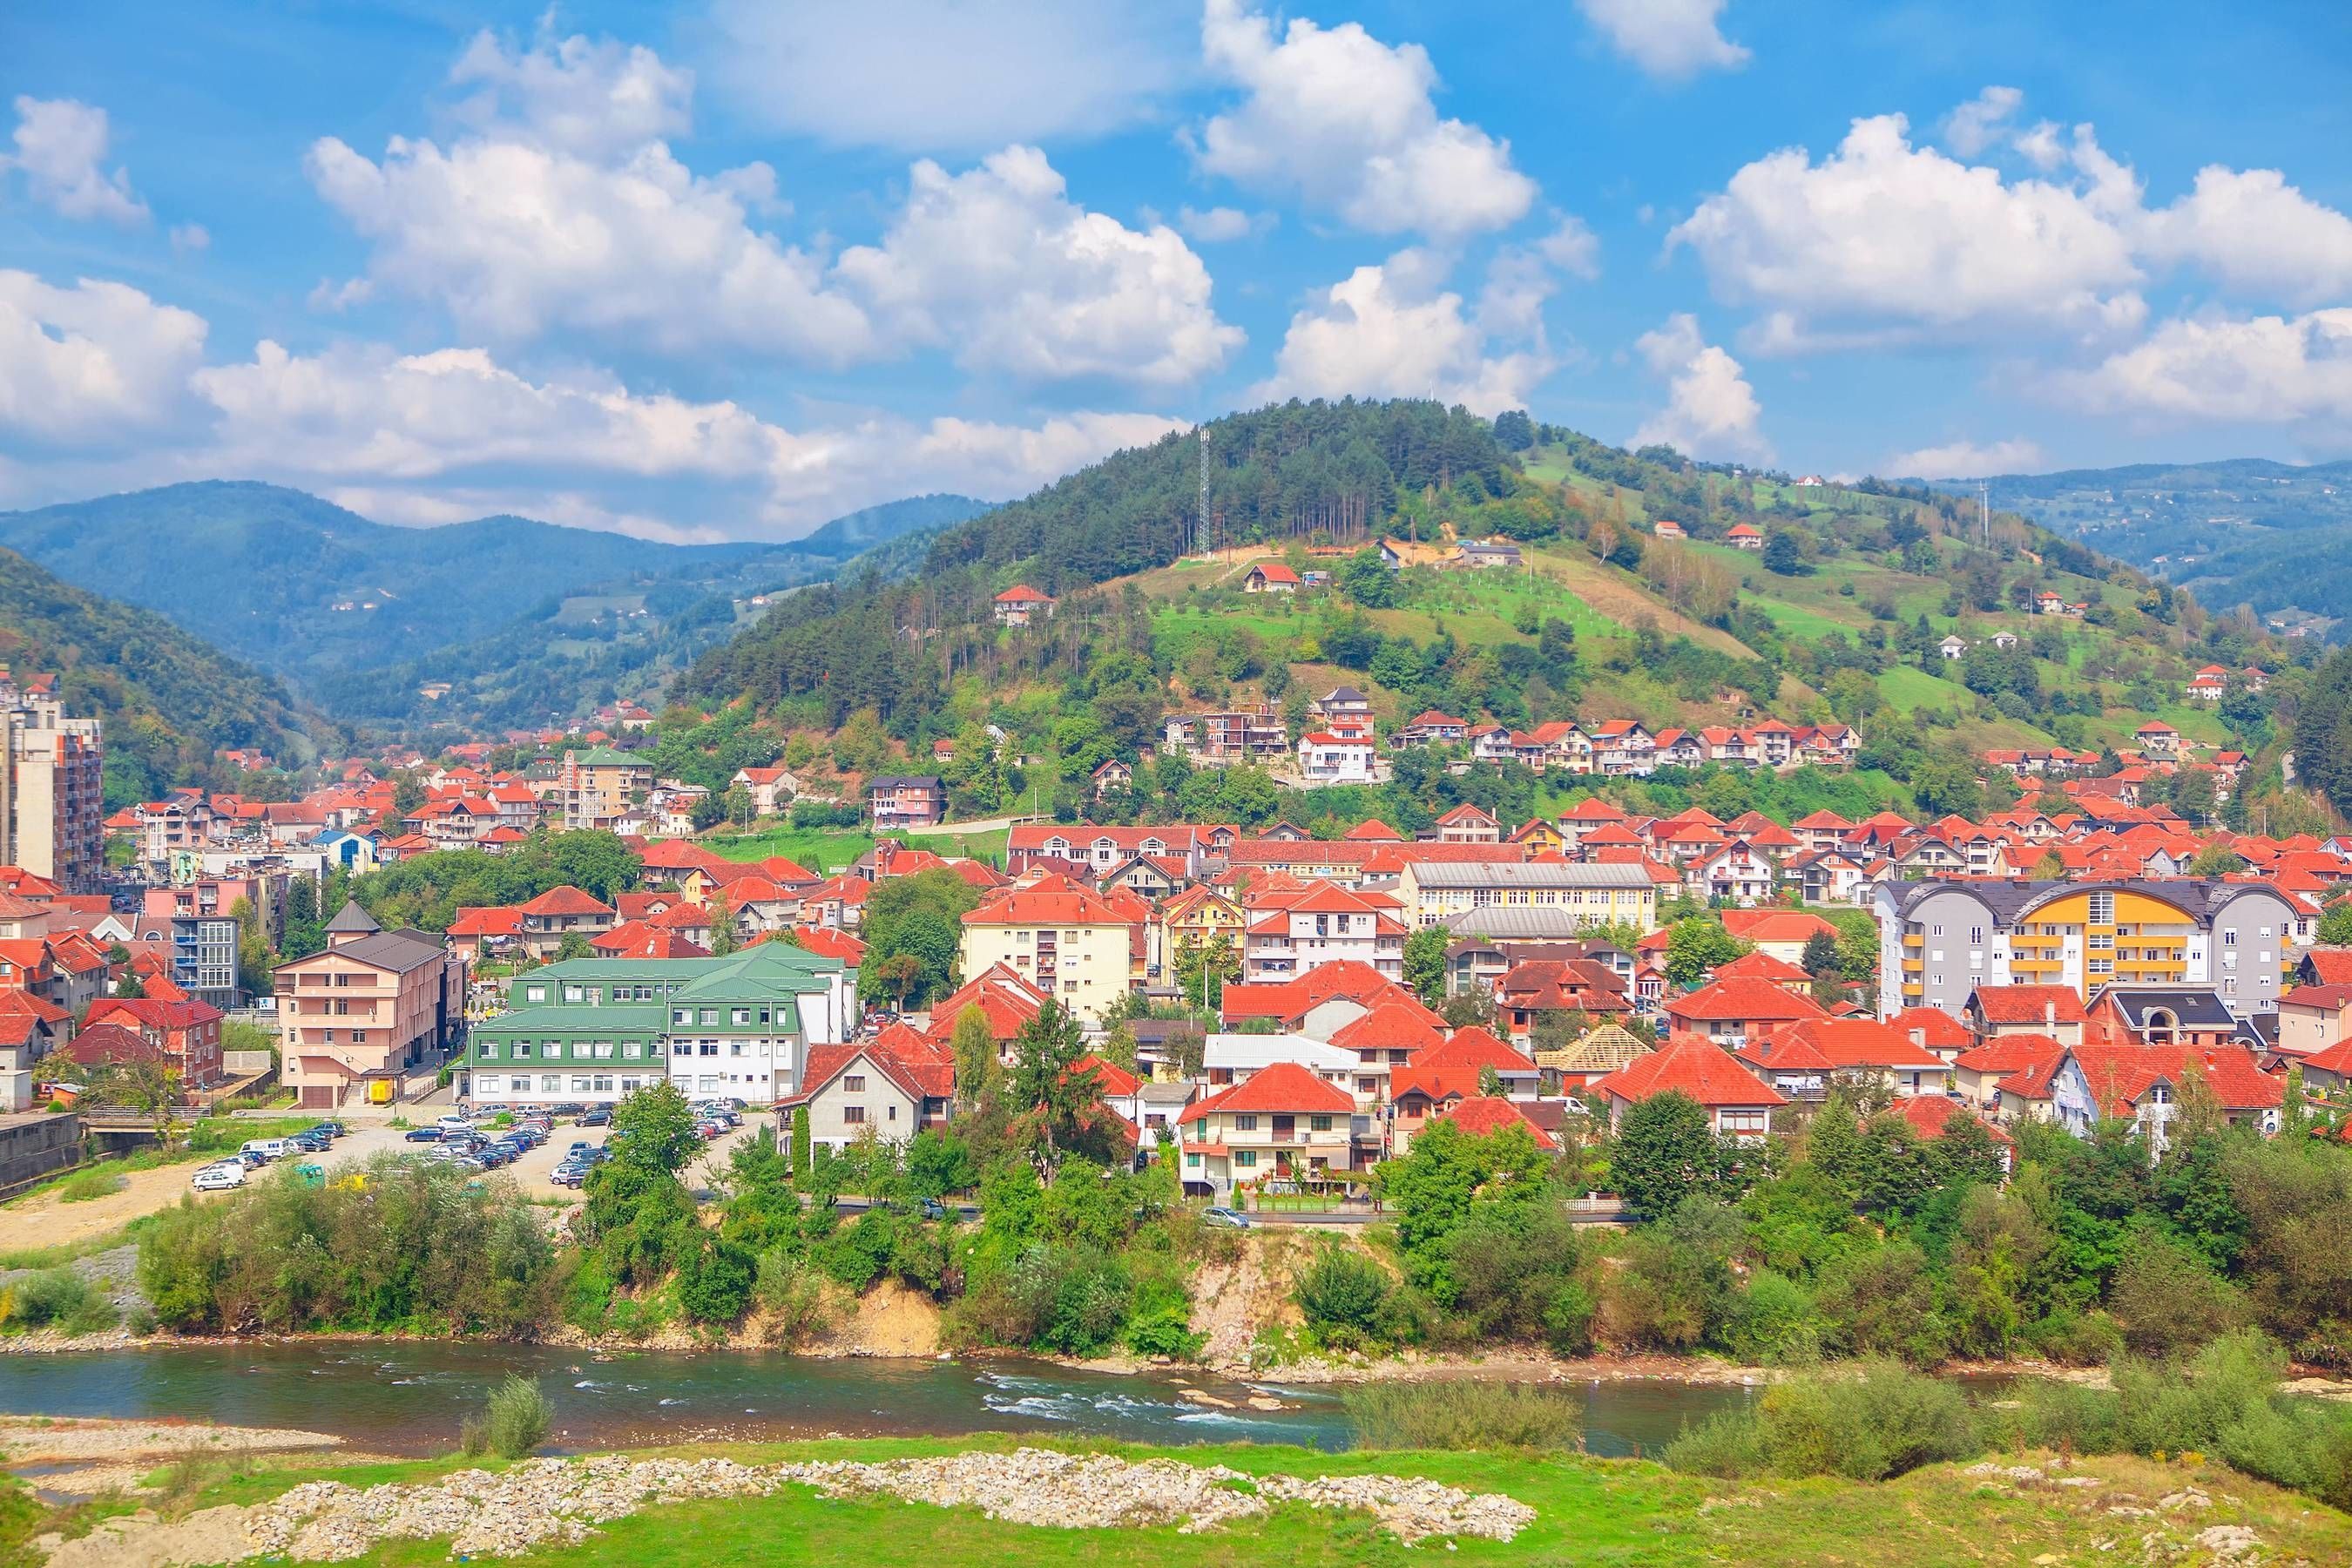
[0,1345,1757,1457]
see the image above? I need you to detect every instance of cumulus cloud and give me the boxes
[309,28,1233,385]
[2058,309,2352,436]
[1575,0,1748,80]
[1669,113,2146,349]
[704,0,1193,152]
[1194,0,1536,239]
[168,222,208,254]
[2139,166,2352,307]
[1535,215,1602,280]
[1632,313,1771,463]
[1882,436,2046,478]
[0,270,205,442]
[2,96,147,224]
[833,145,1240,385]
[1941,85,2023,156]
[447,25,694,159]
[1253,248,1555,416]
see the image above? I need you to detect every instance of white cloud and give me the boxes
[1941,85,2023,157]
[704,0,1193,152]
[1632,313,1771,463]
[833,145,1240,385]
[0,270,205,442]
[1669,113,2146,349]
[1575,0,1748,80]
[2,97,147,224]
[2139,166,2352,307]
[447,25,694,159]
[1882,436,2045,478]
[168,222,208,254]
[1178,205,1272,242]
[1534,215,1602,280]
[311,29,1232,385]
[1194,0,1536,239]
[2059,309,2352,436]
[305,130,872,362]
[2014,120,2065,172]
[1253,249,1554,416]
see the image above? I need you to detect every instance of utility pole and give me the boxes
[1979,481,1990,547]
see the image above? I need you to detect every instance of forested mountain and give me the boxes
[0,546,333,805]
[1936,459,2352,635]
[681,400,1510,720]
[0,483,980,731]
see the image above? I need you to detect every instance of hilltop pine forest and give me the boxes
[667,398,2328,835]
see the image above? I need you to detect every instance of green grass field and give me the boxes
[55,1432,2350,1568]
[704,827,1010,873]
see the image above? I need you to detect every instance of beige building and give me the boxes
[0,676,104,893]
[1395,860,1659,932]
[275,901,468,1109]
[957,874,1138,1022]
[555,746,652,831]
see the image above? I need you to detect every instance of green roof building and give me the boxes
[462,942,853,1109]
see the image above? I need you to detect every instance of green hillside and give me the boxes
[0,483,982,731]
[0,545,334,805]
[669,402,2309,830]
[1952,458,2352,634]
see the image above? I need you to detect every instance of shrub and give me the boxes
[1294,1241,1391,1348]
[2019,1306,2124,1368]
[1719,1269,1817,1364]
[461,1375,552,1459]
[2108,1230,2246,1362]
[0,1267,118,1335]
[1543,1281,1597,1356]
[1671,1361,1978,1481]
[752,1250,833,1346]
[1813,1242,1950,1366]
[1343,1381,1579,1451]
[676,1236,756,1325]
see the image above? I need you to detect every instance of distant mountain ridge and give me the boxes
[0,544,332,804]
[0,482,983,728]
[1920,458,2352,634]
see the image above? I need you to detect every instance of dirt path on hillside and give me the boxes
[0,1163,219,1252]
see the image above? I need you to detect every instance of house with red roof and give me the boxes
[1950,1031,2066,1108]
[444,905,525,961]
[922,964,1049,1061]
[1430,802,1502,844]
[1587,1033,1788,1139]
[1776,1017,1952,1096]
[1179,1059,1356,1195]
[1395,711,1470,748]
[1389,1027,1540,1154]
[1240,880,1406,984]
[992,585,1056,626]
[778,1023,955,1150]
[1725,523,1764,550]
[513,885,618,959]
[1492,957,1630,1044]
[1662,977,1828,1046]
[1997,1042,2282,1147]
[1434,1095,1557,1150]
[1963,985,2086,1045]
[2298,1034,2352,1096]
[1716,908,1842,966]
[1242,560,1301,594]
[84,994,224,1087]
[783,925,867,967]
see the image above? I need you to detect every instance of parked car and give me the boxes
[192,1162,247,1191]
[404,1125,443,1143]
[918,1197,949,1221]
[436,1114,475,1134]
[288,1130,331,1153]
[1202,1206,1251,1229]
[578,1107,612,1127]
[307,1121,348,1140]
[240,1138,294,1163]
[550,1163,588,1188]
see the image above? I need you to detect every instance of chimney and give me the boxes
[1909,1026,1925,1048]
[2044,999,2056,1028]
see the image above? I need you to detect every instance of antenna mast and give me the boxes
[1979,481,1990,546]
[1196,426,1210,558]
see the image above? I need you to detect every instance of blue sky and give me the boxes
[3,0,2349,541]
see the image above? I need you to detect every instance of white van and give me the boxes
[240,1138,294,1162]
[193,1162,247,1191]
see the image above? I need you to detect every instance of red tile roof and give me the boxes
[1892,1006,1974,1051]
[1970,984,2086,1025]
[1189,1059,1354,1117]
[516,885,616,917]
[1663,977,1829,1024]
[1592,1034,1790,1109]
[1780,1017,1949,1071]
[1436,1096,1557,1149]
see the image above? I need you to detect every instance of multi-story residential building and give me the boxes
[137,880,268,1009]
[84,995,225,1088]
[274,902,468,1110]
[1240,883,1407,983]
[1296,732,1384,786]
[513,885,618,959]
[1163,704,1288,767]
[866,774,946,828]
[958,874,1138,1021]
[0,675,103,893]
[555,746,652,831]
[1875,878,2308,1018]
[778,1024,954,1152]
[1396,860,1659,932]
[463,942,854,1109]
[1178,1060,1356,1197]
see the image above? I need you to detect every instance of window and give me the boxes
[887,1105,897,1122]
[571,1076,591,1093]
[1233,1150,1256,1168]
[2224,929,2237,946]
[1309,1114,1333,1132]
[732,1009,752,1027]
[563,985,585,1004]
[1970,927,1984,945]
[592,1043,615,1059]
[622,1042,643,1059]
[2089,891,2114,924]
[1185,1152,1201,1168]
[542,1075,562,1093]
[843,1105,866,1125]
[672,1009,692,1026]
[845,1075,867,1092]
[700,1009,719,1026]
[621,1077,640,1093]
[478,1044,500,1059]
[1234,1114,1258,1131]
[526,985,549,1004]
[1193,1118,1206,1138]
[591,1075,612,1093]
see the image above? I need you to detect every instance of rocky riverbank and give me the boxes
[40,1446,1537,1565]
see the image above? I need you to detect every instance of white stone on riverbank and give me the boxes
[226,1447,1533,1559]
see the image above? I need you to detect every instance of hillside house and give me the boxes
[1242,561,1301,594]
[992,585,1055,626]
[867,775,946,828]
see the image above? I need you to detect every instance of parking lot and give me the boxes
[253,1111,775,1200]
